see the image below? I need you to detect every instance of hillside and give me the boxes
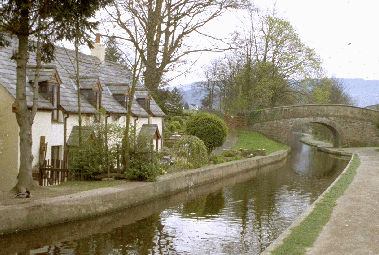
[176,79,379,108]
[338,78,379,107]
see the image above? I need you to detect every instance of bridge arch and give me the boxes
[291,118,341,147]
[246,104,379,147]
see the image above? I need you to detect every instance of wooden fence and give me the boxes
[225,114,248,130]
[38,159,69,186]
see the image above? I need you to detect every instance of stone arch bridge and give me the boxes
[242,104,379,147]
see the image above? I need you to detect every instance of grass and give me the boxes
[233,130,289,154]
[271,154,360,255]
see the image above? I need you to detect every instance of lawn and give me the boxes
[233,130,289,154]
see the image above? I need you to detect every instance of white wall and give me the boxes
[32,111,65,166]
[150,116,164,150]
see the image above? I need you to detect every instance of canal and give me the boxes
[0,137,349,255]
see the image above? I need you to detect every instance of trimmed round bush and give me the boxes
[168,120,182,132]
[186,112,228,153]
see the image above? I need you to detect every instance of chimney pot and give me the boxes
[91,33,105,63]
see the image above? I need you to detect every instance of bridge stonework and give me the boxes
[247,105,379,147]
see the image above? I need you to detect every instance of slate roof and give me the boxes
[26,65,61,83]
[101,86,128,115]
[0,36,164,117]
[0,44,55,110]
[78,76,101,90]
[140,124,161,139]
[134,90,165,117]
[66,126,93,146]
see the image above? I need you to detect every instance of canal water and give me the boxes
[0,137,349,255]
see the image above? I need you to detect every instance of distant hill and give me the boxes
[176,82,205,107]
[175,78,379,108]
[337,78,379,107]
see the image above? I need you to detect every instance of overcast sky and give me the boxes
[265,0,379,80]
[170,0,379,86]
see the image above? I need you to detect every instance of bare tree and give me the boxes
[105,0,245,91]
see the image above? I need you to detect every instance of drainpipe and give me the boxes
[134,116,139,133]
[105,113,111,178]
[63,112,70,168]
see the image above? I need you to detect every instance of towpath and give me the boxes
[305,146,379,254]
[263,135,379,254]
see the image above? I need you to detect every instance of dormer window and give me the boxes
[28,65,62,122]
[93,90,102,111]
[137,96,150,112]
[39,82,60,121]
[78,76,103,119]
[107,83,130,110]
[114,94,127,109]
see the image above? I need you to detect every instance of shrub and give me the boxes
[171,116,185,125]
[168,120,182,132]
[210,153,225,165]
[221,150,236,157]
[166,158,194,173]
[125,130,162,182]
[171,135,208,168]
[68,124,123,180]
[186,112,228,154]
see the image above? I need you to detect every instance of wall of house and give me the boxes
[134,117,149,133]
[32,111,65,166]
[150,116,164,150]
[0,85,19,192]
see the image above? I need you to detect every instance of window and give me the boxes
[93,91,101,110]
[39,82,60,121]
[114,95,127,108]
[137,98,150,112]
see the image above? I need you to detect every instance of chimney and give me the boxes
[91,33,105,63]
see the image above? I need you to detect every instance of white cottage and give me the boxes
[0,35,165,191]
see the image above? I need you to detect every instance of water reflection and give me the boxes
[1,137,349,255]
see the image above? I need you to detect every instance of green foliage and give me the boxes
[126,130,162,182]
[233,130,288,155]
[221,150,236,157]
[167,158,194,173]
[272,155,360,255]
[209,153,226,164]
[302,77,354,105]
[153,88,184,116]
[186,112,228,153]
[171,116,185,125]
[171,135,208,168]
[105,36,126,65]
[68,124,124,180]
[168,120,182,132]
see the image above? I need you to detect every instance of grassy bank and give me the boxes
[271,154,360,255]
[233,130,289,154]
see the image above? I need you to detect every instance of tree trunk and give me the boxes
[144,64,163,91]
[15,33,34,192]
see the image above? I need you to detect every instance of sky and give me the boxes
[169,0,379,86]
